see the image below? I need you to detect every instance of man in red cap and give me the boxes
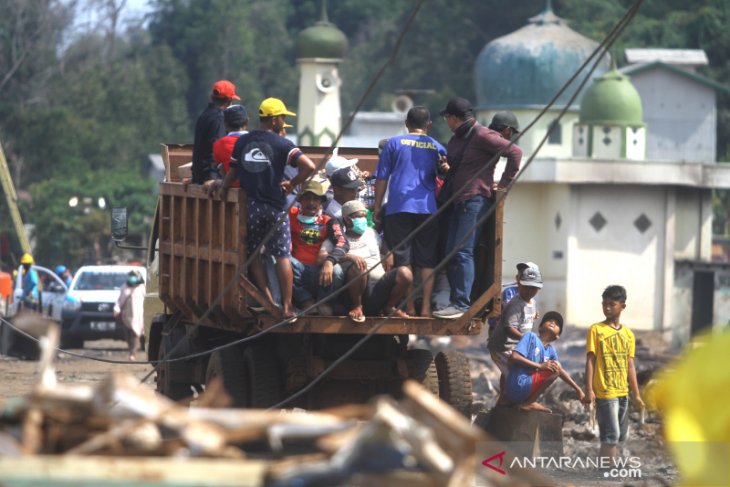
[191,80,240,189]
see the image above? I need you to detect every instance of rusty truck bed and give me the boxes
[157,144,503,336]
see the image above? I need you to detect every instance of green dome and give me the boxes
[580,67,644,126]
[474,2,609,109]
[296,2,347,59]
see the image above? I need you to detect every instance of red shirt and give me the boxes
[289,207,348,265]
[212,131,247,188]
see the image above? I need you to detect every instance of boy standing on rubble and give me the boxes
[584,285,644,461]
[505,311,585,412]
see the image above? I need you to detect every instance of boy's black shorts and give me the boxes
[384,212,438,268]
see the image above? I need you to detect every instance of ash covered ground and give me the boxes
[424,327,680,486]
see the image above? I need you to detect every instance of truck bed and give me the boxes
[157,145,503,336]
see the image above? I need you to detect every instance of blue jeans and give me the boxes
[596,396,629,444]
[445,195,491,310]
[291,257,343,306]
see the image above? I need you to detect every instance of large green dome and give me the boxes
[580,67,644,126]
[296,2,347,59]
[474,3,609,109]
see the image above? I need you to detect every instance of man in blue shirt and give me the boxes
[217,98,316,321]
[20,253,39,311]
[373,106,445,317]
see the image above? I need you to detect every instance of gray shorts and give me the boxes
[596,396,629,445]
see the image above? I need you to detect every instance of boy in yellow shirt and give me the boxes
[585,285,644,461]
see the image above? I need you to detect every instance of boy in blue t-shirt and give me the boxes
[506,311,585,412]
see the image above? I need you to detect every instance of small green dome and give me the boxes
[296,2,347,59]
[580,67,644,126]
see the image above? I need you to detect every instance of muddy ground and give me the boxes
[0,338,154,397]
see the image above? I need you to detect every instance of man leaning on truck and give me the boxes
[215,97,316,321]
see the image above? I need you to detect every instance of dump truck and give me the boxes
[114,144,505,415]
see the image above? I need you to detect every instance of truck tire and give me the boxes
[244,345,281,408]
[206,345,249,408]
[435,351,473,417]
[405,349,439,396]
[156,340,193,402]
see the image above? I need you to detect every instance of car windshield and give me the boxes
[73,272,129,291]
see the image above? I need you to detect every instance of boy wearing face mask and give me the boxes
[289,177,348,314]
[322,200,412,323]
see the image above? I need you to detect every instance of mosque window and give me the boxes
[548,120,562,144]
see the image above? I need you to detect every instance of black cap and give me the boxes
[490,111,520,133]
[540,311,564,334]
[439,97,473,117]
[330,167,363,189]
[224,104,248,127]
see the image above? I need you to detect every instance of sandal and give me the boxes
[348,307,366,323]
[385,307,410,319]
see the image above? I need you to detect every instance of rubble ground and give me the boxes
[441,327,681,486]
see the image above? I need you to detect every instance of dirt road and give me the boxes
[1,338,154,398]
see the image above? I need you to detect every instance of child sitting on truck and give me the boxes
[505,311,585,412]
[289,177,348,315]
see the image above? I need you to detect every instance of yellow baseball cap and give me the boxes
[259,97,296,117]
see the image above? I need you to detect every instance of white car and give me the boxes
[60,265,146,349]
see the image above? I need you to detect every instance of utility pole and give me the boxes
[0,141,31,254]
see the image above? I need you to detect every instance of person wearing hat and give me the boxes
[19,253,39,311]
[54,264,73,288]
[324,164,364,224]
[192,80,240,188]
[505,311,585,412]
[373,106,445,317]
[216,97,316,321]
[433,97,523,320]
[289,177,348,315]
[487,264,543,405]
[212,104,249,188]
[327,200,412,323]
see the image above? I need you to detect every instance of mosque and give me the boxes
[294,1,730,344]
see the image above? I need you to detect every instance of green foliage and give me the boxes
[22,170,156,268]
[5,0,730,268]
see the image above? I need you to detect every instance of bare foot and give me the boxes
[384,307,410,319]
[517,402,552,413]
[129,355,136,362]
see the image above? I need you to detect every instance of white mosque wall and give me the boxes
[502,183,570,319]
[629,69,716,163]
[565,185,667,330]
[625,126,646,160]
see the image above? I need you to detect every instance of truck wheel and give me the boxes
[244,345,281,408]
[156,341,193,402]
[206,345,249,408]
[435,351,473,417]
[405,349,439,396]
